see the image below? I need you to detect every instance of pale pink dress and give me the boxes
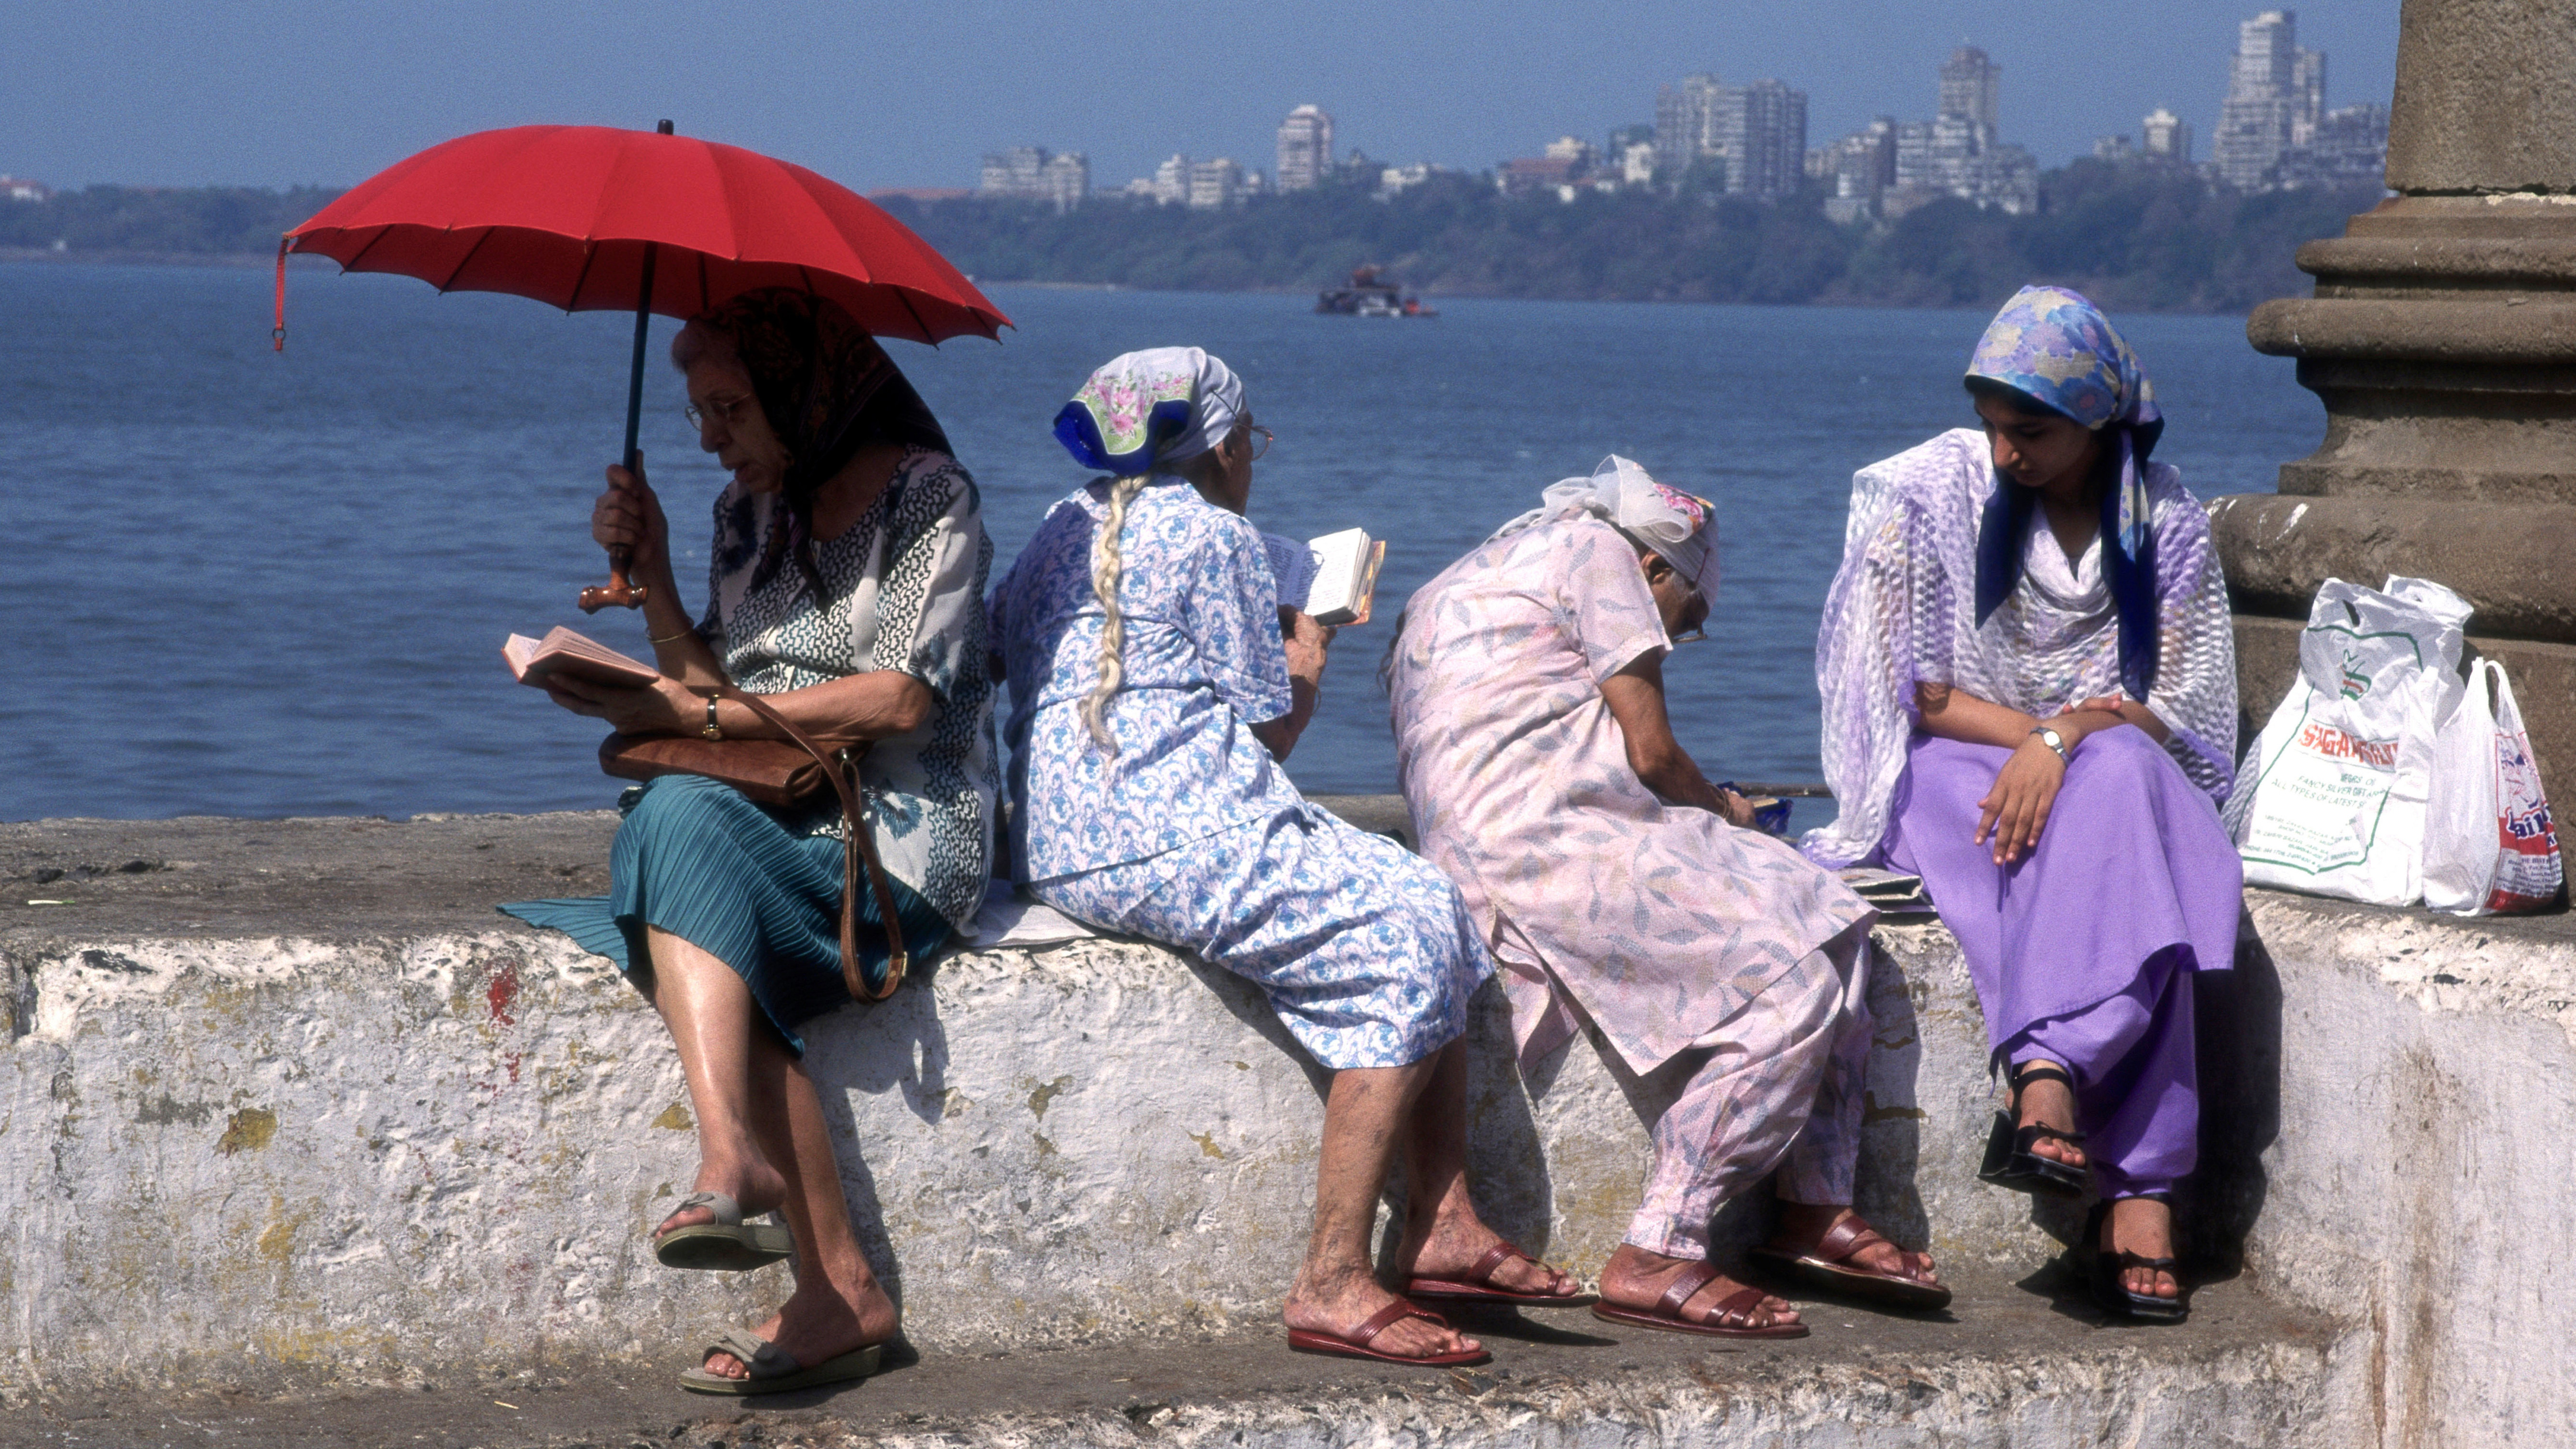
[1387,516,1873,1076]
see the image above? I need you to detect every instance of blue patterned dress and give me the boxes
[989,478,1492,1071]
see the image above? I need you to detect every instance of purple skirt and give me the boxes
[1882,729,2241,1055]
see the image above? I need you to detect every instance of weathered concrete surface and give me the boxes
[6,811,2574,1448]
[2385,0,2576,194]
[0,813,2058,1395]
[0,1270,2355,1448]
[2219,891,2576,1449]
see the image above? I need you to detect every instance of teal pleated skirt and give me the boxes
[500,774,951,1053]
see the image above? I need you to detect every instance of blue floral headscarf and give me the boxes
[1967,285,2166,700]
[1051,347,1243,476]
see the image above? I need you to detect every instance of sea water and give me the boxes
[0,264,2317,826]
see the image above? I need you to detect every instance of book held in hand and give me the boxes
[503,626,663,690]
[1261,527,1388,627]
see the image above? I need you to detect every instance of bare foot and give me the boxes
[1599,1244,1799,1329]
[2013,1062,2088,1171]
[1393,1208,1582,1298]
[1770,1203,1941,1288]
[1283,1262,1480,1360]
[654,1156,791,1240]
[2104,1197,2181,1301]
[698,1270,900,1381]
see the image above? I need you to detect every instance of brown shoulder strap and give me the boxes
[716,687,910,1003]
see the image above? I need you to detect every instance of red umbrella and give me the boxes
[275,121,1010,610]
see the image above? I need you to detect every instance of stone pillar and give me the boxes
[2217,0,2576,813]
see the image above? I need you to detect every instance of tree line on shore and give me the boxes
[3,163,2380,314]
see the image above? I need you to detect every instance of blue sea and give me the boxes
[0,264,2318,828]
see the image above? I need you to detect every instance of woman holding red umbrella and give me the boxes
[509,289,996,1393]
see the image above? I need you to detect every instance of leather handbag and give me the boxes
[598,685,910,1002]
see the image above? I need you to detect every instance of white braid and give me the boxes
[1083,474,1153,751]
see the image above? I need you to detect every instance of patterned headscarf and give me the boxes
[1966,286,2165,700]
[1052,347,1244,475]
[1489,455,1720,596]
[692,288,949,595]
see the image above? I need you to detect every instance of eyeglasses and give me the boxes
[683,394,755,431]
[1245,425,1274,461]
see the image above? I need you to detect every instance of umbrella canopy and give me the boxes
[279,124,1010,344]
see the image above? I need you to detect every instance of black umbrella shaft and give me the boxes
[622,240,660,473]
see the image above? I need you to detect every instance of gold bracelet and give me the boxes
[647,626,694,645]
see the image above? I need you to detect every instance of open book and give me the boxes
[502,626,663,690]
[1261,527,1388,627]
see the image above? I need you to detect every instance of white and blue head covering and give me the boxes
[1489,454,1720,597]
[1967,286,2165,700]
[1051,346,1244,475]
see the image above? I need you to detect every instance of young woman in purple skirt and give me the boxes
[1805,287,2243,1321]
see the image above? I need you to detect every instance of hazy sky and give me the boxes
[17,2,2398,192]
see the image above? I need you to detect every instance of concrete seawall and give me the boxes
[0,809,2567,1446]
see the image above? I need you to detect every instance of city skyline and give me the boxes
[6,2,2396,195]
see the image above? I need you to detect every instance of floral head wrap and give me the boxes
[1967,285,2164,700]
[1489,455,1720,596]
[1051,347,1244,475]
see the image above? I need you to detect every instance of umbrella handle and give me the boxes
[579,547,650,613]
[579,444,653,613]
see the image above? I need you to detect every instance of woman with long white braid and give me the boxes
[987,348,1588,1367]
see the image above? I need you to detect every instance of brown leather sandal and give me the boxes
[1286,1298,1492,1366]
[1589,1263,1809,1340]
[1401,1242,1599,1308]
[1749,1214,1951,1311]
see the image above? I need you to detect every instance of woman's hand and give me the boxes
[592,457,671,575]
[541,673,698,737]
[1976,736,2068,865]
[1715,787,1757,830]
[1280,607,1335,682]
[2066,695,2171,745]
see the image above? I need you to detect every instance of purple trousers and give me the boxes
[1883,729,2241,1198]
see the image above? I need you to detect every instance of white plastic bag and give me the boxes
[2423,659,2564,914]
[2228,576,2471,906]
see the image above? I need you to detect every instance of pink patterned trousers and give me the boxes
[1624,923,1874,1257]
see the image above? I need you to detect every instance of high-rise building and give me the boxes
[2142,107,2193,162]
[1039,153,1089,211]
[1653,74,1725,176]
[1151,155,1192,206]
[1938,47,2001,147]
[1187,157,1246,209]
[2215,10,2299,189]
[1276,106,1334,192]
[2290,47,2326,146]
[1881,48,2035,217]
[2275,103,2389,188]
[1651,73,1806,197]
[978,146,1088,211]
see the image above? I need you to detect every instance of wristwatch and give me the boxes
[702,695,725,741]
[2028,725,2068,761]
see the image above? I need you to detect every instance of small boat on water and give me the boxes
[1316,265,1437,318]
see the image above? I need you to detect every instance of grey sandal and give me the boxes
[678,1328,883,1396]
[653,1192,793,1272]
